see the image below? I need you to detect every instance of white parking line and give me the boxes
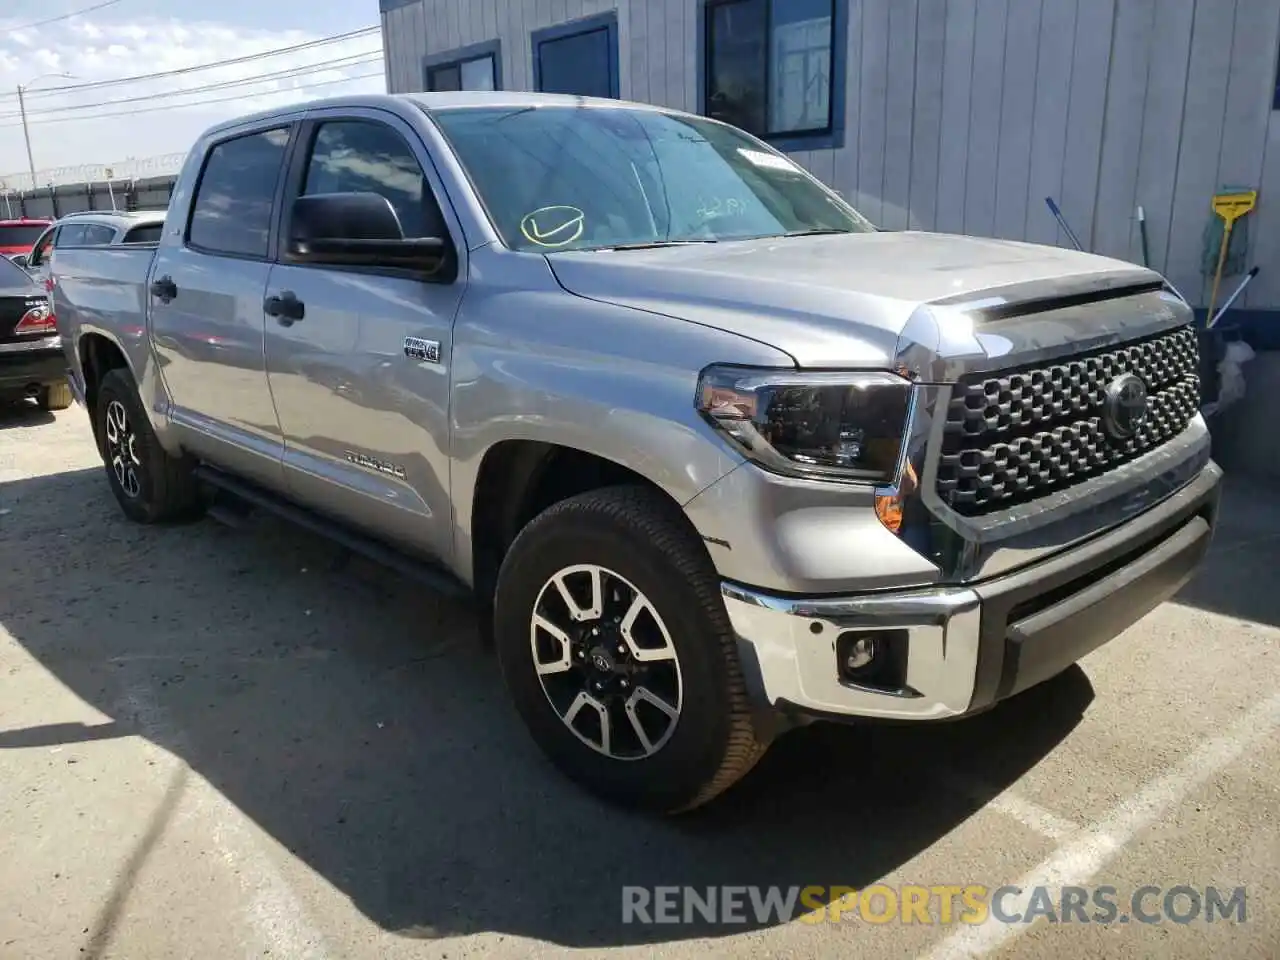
[920,691,1280,960]
[941,771,1082,841]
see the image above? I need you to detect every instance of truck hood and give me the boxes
[546,231,1168,370]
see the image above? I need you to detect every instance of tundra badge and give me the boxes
[344,451,407,480]
[404,336,441,364]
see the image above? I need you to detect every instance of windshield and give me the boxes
[0,225,48,248]
[429,105,874,252]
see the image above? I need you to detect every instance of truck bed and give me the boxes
[52,244,156,340]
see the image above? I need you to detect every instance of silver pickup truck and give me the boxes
[54,92,1220,814]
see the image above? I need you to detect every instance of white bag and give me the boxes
[1204,339,1256,416]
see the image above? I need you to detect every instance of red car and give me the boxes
[0,218,53,259]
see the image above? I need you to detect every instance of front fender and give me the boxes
[449,249,795,575]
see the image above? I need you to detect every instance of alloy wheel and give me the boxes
[104,399,141,499]
[530,563,684,760]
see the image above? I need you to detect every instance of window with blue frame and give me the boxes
[533,13,620,99]
[704,0,837,142]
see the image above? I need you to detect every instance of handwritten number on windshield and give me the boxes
[696,196,747,221]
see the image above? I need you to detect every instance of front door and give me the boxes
[149,123,296,490]
[263,110,466,562]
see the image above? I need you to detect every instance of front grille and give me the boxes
[936,325,1200,516]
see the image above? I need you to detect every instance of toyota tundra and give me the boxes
[52,92,1220,813]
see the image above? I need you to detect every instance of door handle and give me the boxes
[150,275,177,301]
[264,290,305,325]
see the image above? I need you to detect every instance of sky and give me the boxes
[0,0,385,190]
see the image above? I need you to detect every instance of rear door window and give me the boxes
[123,223,163,244]
[55,224,88,246]
[80,224,116,245]
[188,127,292,258]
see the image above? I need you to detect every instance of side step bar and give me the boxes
[193,464,472,601]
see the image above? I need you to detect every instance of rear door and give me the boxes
[149,121,298,491]
[263,108,467,560]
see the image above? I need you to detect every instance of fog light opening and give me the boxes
[842,634,878,673]
[835,629,910,691]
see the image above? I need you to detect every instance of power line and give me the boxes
[0,71,385,129]
[0,25,380,101]
[8,0,124,32]
[0,50,383,121]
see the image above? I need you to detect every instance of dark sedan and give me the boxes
[0,253,70,411]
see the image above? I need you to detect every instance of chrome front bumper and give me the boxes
[721,461,1223,723]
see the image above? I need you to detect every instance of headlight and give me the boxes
[695,365,915,484]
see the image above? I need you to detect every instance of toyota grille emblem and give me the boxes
[1103,373,1149,440]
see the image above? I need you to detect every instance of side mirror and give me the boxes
[10,255,28,269]
[286,192,449,275]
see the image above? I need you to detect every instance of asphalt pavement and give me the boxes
[1,400,1277,960]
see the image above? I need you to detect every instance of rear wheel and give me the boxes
[95,368,202,523]
[493,485,769,814]
[37,381,73,411]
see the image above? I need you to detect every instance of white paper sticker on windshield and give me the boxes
[736,147,799,173]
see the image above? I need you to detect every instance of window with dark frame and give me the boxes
[534,20,618,99]
[427,53,497,92]
[705,0,836,141]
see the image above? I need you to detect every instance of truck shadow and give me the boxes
[0,398,56,429]
[1,464,1098,948]
[1171,472,1280,629]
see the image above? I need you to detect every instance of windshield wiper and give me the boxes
[781,228,853,237]
[600,239,720,251]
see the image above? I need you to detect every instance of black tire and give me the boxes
[38,381,74,411]
[95,368,202,524]
[493,484,769,814]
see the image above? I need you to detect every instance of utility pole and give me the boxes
[16,73,73,193]
[17,84,37,192]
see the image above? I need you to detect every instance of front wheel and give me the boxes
[493,485,769,814]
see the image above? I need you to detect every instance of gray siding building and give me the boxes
[380,0,1280,337]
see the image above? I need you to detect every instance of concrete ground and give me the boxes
[1,401,1277,960]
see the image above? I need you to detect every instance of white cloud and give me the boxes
[0,14,385,190]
